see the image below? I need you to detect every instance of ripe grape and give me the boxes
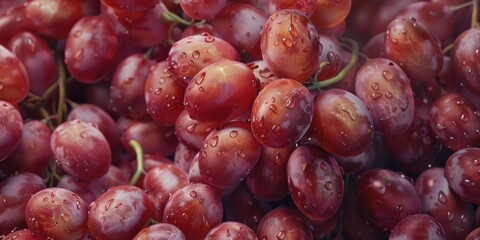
[287,144,344,221]
[268,0,316,16]
[261,9,320,83]
[311,88,374,157]
[184,60,259,124]
[311,0,351,29]
[174,109,219,151]
[0,101,23,162]
[133,223,186,240]
[25,187,89,240]
[251,78,313,148]
[445,148,480,204]
[0,45,29,103]
[389,214,446,240]
[163,183,223,240]
[2,229,36,240]
[87,185,153,240]
[451,28,480,97]
[204,221,258,239]
[354,58,415,136]
[50,120,111,180]
[178,0,228,20]
[256,207,313,240]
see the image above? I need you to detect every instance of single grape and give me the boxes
[178,0,228,20]
[444,148,480,204]
[25,187,89,240]
[50,119,111,180]
[184,60,259,124]
[0,5,32,47]
[389,214,446,240]
[311,0,351,29]
[0,45,29,103]
[163,183,223,240]
[0,173,46,235]
[256,207,313,240]
[87,185,153,240]
[261,9,320,83]
[203,221,258,240]
[287,144,344,221]
[451,28,480,97]
[251,78,313,148]
[0,101,23,162]
[133,223,186,240]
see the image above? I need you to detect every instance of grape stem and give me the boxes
[307,38,358,90]
[442,44,453,55]
[472,0,479,28]
[160,2,197,26]
[128,140,144,186]
[450,1,473,12]
[56,57,67,124]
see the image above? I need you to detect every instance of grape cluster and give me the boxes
[0,0,479,239]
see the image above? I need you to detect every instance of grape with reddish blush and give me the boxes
[184,60,259,124]
[0,101,23,161]
[101,0,156,11]
[0,45,29,103]
[88,185,153,240]
[389,214,446,240]
[444,148,480,204]
[311,0,351,29]
[163,183,223,240]
[204,221,258,239]
[25,187,89,240]
[287,144,344,221]
[261,9,320,83]
[251,78,313,148]
[178,0,228,20]
[0,173,46,235]
[256,207,313,240]
[451,28,480,96]
[133,223,186,240]
[50,120,111,180]
[2,229,36,240]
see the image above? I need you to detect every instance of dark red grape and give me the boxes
[178,0,228,20]
[24,0,83,39]
[0,45,29,103]
[8,31,58,96]
[0,5,32,47]
[168,33,239,87]
[268,0,316,16]
[287,144,344,221]
[369,0,419,37]
[415,167,475,239]
[110,53,155,119]
[256,206,313,240]
[0,101,23,161]
[184,60,259,124]
[143,163,189,222]
[364,32,387,59]
[451,28,480,97]
[204,221,258,240]
[466,227,480,240]
[133,223,186,240]
[0,173,46,235]
[311,88,374,157]
[357,168,421,231]
[51,120,111,180]
[389,214,446,240]
[174,109,219,151]
[1,120,52,176]
[25,187,89,240]
[145,61,185,126]
[385,17,443,87]
[88,185,153,240]
[444,148,480,204]
[246,145,293,201]
[101,0,157,11]
[354,58,415,136]
[261,9,320,83]
[65,15,118,84]
[2,229,36,240]
[101,2,170,47]
[198,121,261,189]
[163,183,223,240]
[212,3,267,61]
[311,0,351,29]
[251,78,313,148]
[429,92,480,151]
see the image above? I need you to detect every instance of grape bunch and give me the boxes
[0,0,479,239]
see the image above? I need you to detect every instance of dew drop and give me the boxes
[282,37,293,47]
[435,123,448,130]
[180,52,187,58]
[447,211,454,221]
[237,150,246,158]
[80,131,87,138]
[229,130,238,138]
[272,125,281,134]
[286,97,296,109]
[438,191,447,204]
[276,230,286,240]
[105,199,114,211]
[189,191,197,198]
[269,104,278,114]
[210,136,219,147]
[74,30,82,38]
[394,205,404,215]
[60,213,70,222]
[192,50,200,59]
[320,162,327,171]
[371,92,382,100]
[195,72,206,85]
[382,70,393,80]
[371,82,379,91]
[204,36,215,43]
[385,92,393,98]
[377,186,386,195]
[325,181,333,190]
[288,24,298,37]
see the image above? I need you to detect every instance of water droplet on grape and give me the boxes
[371,82,379,91]
[385,92,393,98]
[74,30,82,38]
[382,70,393,80]
[189,191,197,198]
[237,150,246,158]
[60,213,70,222]
[438,191,447,204]
[269,104,278,114]
[272,124,281,134]
[210,136,218,147]
[325,181,333,190]
[394,205,404,215]
[320,162,327,171]
[204,36,215,43]
[74,49,83,61]
[371,92,382,100]
[229,130,238,138]
[276,230,286,239]
[105,199,114,211]
[195,72,206,85]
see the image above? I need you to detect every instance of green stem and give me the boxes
[56,58,66,124]
[129,140,144,186]
[472,0,479,28]
[442,43,453,55]
[307,38,358,90]
[450,1,473,12]
[167,22,178,45]
[160,2,196,26]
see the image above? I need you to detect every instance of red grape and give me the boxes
[250,78,313,148]
[25,187,89,240]
[0,45,29,103]
[204,221,258,239]
[444,148,480,204]
[101,0,157,11]
[256,206,313,240]
[269,0,316,16]
[451,28,480,97]
[163,183,223,240]
[88,185,153,240]
[184,60,259,124]
[0,101,23,162]
[50,120,111,180]
[261,9,320,83]
[2,229,36,240]
[174,109,219,151]
[178,0,228,20]
[389,214,446,240]
[311,0,351,29]
[133,223,186,240]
